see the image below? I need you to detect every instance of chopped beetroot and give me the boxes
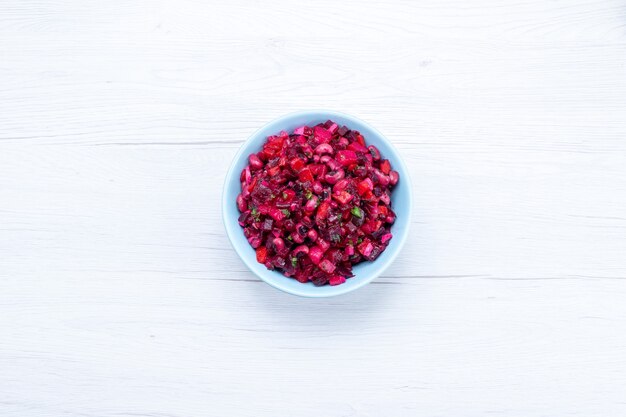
[298,168,314,183]
[357,178,374,196]
[290,157,306,172]
[236,120,398,286]
[316,237,330,252]
[319,259,336,274]
[314,126,332,143]
[380,159,391,175]
[316,201,331,224]
[333,190,353,205]
[347,141,368,153]
[328,275,346,286]
[335,150,358,167]
[256,246,268,263]
[357,240,374,257]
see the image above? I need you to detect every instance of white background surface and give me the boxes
[1,1,626,416]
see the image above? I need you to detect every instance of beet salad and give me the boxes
[236,120,399,286]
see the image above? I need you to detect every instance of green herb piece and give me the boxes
[351,206,363,218]
[291,257,298,267]
[357,237,363,244]
[281,209,290,217]
[305,190,313,200]
[282,192,288,199]
[287,235,293,241]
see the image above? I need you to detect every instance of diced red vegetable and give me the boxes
[357,178,374,196]
[335,150,358,167]
[298,168,314,183]
[290,157,306,172]
[319,259,336,274]
[380,159,391,175]
[333,190,354,205]
[328,275,346,286]
[314,126,332,143]
[256,246,268,263]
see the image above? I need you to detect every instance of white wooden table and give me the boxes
[2,1,626,415]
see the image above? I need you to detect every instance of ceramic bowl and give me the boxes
[222,110,412,297]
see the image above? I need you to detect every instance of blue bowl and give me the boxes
[222,110,412,297]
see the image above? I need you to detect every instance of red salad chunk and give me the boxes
[236,120,399,286]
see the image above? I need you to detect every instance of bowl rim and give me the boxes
[221,109,412,297]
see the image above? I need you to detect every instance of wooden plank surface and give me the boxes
[1,0,625,415]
